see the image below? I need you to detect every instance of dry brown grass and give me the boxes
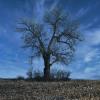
[0,79,100,100]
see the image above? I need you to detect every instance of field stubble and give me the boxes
[0,80,99,100]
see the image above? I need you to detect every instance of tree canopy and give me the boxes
[17,8,81,80]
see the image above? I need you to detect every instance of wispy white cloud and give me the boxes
[35,0,45,22]
[83,29,100,63]
[75,7,89,18]
[70,28,100,79]
[84,49,98,63]
[84,64,100,79]
[72,65,100,79]
[50,0,60,11]
[80,18,99,31]
[84,67,97,73]
[89,30,100,45]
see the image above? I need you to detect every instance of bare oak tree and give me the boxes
[17,8,81,80]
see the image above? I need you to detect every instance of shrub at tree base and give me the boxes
[26,69,71,81]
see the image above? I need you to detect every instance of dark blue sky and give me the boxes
[0,0,100,79]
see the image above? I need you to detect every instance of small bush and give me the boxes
[26,68,71,81]
[56,70,65,79]
[50,69,71,81]
[50,72,56,80]
[65,71,71,80]
[17,76,25,80]
[33,70,43,81]
[27,70,33,80]
[26,67,34,80]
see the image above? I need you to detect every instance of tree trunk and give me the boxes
[43,54,50,80]
[44,67,50,80]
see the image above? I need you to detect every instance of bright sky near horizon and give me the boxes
[0,0,100,79]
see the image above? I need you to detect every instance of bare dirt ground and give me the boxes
[0,79,100,100]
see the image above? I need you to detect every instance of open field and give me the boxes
[0,79,100,100]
